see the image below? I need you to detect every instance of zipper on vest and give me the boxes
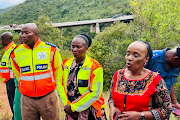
[32,49,37,98]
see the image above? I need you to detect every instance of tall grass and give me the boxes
[0,110,11,120]
[0,77,4,83]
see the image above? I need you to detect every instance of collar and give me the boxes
[70,55,90,67]
[4,41,15,51]
[159,48,170,63]
[23,37,41,49]
[159,48,171,71]
[82,55,91,67]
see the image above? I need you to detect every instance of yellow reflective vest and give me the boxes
[10,38,63,97]
[0,41,16,83]
[57,55,105,118]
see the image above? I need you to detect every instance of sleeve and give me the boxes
[108,71,118,105]
[52,49,63,81]
[70,66,104,112]
[10,52,20,81]
[150,78,172,120]
[56,59,71,106]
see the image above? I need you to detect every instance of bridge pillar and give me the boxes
[90,24,96,32]
[96,23,100,34]
[59,28,62,37]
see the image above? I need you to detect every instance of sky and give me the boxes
[0,0,25,9]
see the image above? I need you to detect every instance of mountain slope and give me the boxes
[0,0,131,25]
[0,5,16,15]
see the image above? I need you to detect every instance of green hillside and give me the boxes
[0,0,131,25]
[0,5,16,15]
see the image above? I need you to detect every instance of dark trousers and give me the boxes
[6,78,15,120]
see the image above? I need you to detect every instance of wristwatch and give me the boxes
[141,112,145,120]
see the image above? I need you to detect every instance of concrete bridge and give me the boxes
[0,15,134,34]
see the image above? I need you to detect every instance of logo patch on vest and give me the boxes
[1,62,6,66]
[37,52,47,60]
[78,79,88,87]
[36,64,48,70]
[21,66,31,73]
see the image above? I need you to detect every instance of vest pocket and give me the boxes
[78,79,88,87]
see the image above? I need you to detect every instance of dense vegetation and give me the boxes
[0,0,131,25]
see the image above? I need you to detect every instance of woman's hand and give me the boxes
[119,111,141,120]
[64,104,78,119]
[109,103,121,120]
[64,104,72,115]
[70,112,78,119]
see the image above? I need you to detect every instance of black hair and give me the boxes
[136,40,153,60]
[80,33,92,47]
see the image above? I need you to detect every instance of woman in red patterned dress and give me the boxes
[108,40,172,120]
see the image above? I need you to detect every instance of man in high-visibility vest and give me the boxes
[13,32,23,120]
[10,23,63,120]
[0,32,16,120]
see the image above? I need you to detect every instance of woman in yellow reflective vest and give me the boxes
[57,33,107,120]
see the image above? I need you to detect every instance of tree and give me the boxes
[34,15,73,61]
[130,0,180,49]
[35,15,64,49]
[89,22,135,90]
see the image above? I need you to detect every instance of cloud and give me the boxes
[0,0,25,9]
[6,0,25,4]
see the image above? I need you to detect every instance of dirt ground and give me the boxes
[0,82,13,120]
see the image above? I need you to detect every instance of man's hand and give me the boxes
[172,103,180,109]
[171,85,180,109]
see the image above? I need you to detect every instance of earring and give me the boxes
[144,63,147,66]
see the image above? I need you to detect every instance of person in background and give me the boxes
[145,46,180,110]
[18,32,23,44]
[13,32,23,120]
[109,40,172,120]
[57,33,107,120]
[0,32,16,120]
[10,23,63,120]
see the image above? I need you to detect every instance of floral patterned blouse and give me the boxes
[108,68,172,120]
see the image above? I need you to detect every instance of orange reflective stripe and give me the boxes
[33,38,41,48]
[11,51,20,73]
[50,66,54,82]
[11,51,18,64]
[61,72,71,104]
[51,45,55,58]
[22,38,41,49]
[11,59,20,72]
[62,58,71,69]
[11,50,15,58]
[4,41,15,51]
